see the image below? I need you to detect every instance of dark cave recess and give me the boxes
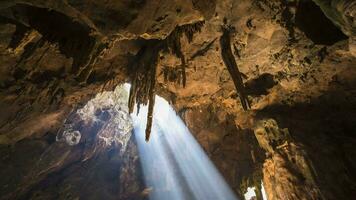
[295,0,348,45]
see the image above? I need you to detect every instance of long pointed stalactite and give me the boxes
[145,73,156,141]
[220,23,250,111]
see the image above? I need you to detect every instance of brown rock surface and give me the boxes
[0,0,355,199]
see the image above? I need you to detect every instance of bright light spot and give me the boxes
[261,181,268,200]
[57,84,133,152]
[123,83,131,92]
[130,92,238,200]
[244,187,256,200]
[243,182,268,200]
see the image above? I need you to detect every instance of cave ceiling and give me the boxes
[0,0,355,199]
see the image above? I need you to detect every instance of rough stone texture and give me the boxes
[0,0,355,200]
[254,119,321,200]
[155,0,355,199]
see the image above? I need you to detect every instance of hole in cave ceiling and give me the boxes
[58,83,240,200]
[57,84,133,152]
[295,0,348,45]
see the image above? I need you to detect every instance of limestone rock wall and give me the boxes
[0,0,355,200]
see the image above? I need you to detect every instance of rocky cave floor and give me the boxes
[0,0,355,200]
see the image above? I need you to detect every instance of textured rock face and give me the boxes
[0,0,355,200]
[0,84,143,199]
[254,119,321,200]
[155,1,355,199]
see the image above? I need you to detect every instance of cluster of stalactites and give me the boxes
[128,21,205,141]
[128,42,160,142]
[165,20,205,87]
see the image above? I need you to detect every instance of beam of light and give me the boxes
[261,181,268,200]
[131,95,238,200]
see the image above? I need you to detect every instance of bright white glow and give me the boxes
[244,187,256,200]
[261,181,268,200]
[243,182,268,200]
[58,84,132,149]
[131,95,238,200]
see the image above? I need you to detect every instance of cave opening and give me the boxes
[295,0,348,45]
[129,86,238,200]
[58,83,239,199]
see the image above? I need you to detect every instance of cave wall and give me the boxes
[0,0,355,200]
[154,0,355,199]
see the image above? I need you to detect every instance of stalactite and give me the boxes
[145,67,156,141]
[128,41,161,141]
[129,21,205,141]
[165,21,205,87]
[181,56,187,87]
[76,41,109,84]
[190,38,217,60]
[181,21,205,43]
[220,24,250,111]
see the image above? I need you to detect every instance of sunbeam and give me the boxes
[131,95,238,200]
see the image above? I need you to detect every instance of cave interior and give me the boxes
[0,0,355,200]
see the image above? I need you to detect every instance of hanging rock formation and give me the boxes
[0,0,355,199]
